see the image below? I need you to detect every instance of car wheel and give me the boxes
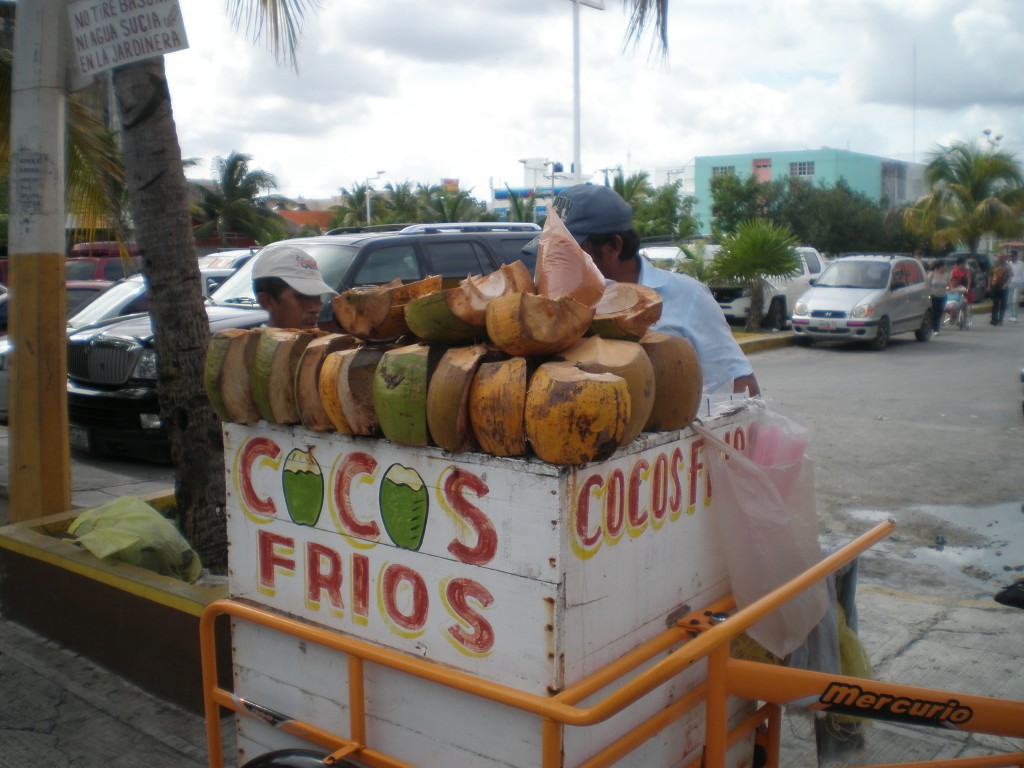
[764,298,786,331]
[870,317,891,350]
[241,750,336,767]
[915,310,933,341]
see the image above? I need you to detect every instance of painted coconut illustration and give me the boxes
[379,463,429,551]
[282,448,325,527]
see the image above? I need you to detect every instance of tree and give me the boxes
[504,184,538,224]
[419,185,489,222]
[710,219,799,331]
[907,139,1024,256]
[191,151,286,245]
[329,184,369,228]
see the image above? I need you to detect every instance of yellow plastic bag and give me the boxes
[67,497,202,582]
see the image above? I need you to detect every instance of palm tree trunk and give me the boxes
[113,58,227,572]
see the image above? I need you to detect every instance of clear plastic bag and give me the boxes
[534,206,605,307]
[694,405,828,658]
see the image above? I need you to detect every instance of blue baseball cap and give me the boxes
[521,183,634,255]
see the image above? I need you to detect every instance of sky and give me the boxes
[163,0,1024,205]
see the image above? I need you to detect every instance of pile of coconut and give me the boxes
[205,211,702,466]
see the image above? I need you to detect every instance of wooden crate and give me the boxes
[224,407,756,767]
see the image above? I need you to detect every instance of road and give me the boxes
[751,317,1024,599]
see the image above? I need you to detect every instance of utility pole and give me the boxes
[8,0,71,521]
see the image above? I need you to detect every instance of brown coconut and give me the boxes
[639,331,703,431]
[332,275,441,341]
[485,292,594,357]
[589,282,664,341]
[468,356,529,457]
[295,333,359,431]
[426,344,494,453]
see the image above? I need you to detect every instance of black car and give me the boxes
[65,224,540,462]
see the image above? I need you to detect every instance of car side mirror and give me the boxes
[809,278,817,286]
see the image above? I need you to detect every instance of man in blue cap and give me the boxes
[526,183,760,397]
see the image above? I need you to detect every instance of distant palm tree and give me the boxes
[421,186,485,222]
[711,219,800,331]
[191,151,285,245]
[329,184,370,228]
[612,170,654,208]
[383,181,420,223]
[504,184,538,224]
[675,239,715,283]
[908,140,1024,255]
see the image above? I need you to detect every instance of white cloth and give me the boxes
[1009,259,1024,287]
[637,258,753,393]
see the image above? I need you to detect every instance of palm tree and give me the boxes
[191,151,286,246]
[612,170,653,208]
[383,181,420,223]
[420,186,486,222]
[710,219,800,331]
[504,184,538,224]
[329,184,370,228]
[908,140,1024,256]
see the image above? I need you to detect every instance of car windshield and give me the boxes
[68,276,148,329]
[816,261,890,290]
[210,242,360,305]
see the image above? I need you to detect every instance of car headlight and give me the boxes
[793,301,808,316]
[132,348,159,379]
[851,304,873,319]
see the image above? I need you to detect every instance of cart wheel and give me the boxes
[241,750,341,768]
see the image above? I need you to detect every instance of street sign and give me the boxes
[67,0,189,79]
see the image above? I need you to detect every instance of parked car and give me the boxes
[64,225,541,461]
[197,249,259,295]
[710,246,827,330]
[790,254,933,349]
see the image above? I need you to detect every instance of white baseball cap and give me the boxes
[252,245,336,297]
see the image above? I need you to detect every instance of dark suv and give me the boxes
[65,223,540,462]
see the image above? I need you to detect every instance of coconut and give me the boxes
[454,261,536,326]
[589,282,664,341]
[485,292,594,357]
[295,333,359,432]
[557,336,655,445]
[639,331,703,431]
[217,329,263,424]
[205,329,251,422]
[404,290,485,345]
[524,360,630,466]
[331,275,441,341]
[318,345,388,435]
[468,356,529,457]
[250,329,318,424]
[373,343,444,447]
[426,344,494,453]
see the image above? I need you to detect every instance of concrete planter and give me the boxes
[0,491,231,712]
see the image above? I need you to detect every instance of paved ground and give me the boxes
[0,325,1020,768]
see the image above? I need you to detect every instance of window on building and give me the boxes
[790,161,815,177]
[711,166,735,177]
[752,159,772,183]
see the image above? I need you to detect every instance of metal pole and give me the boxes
[572,0,582,183]
[366,185,372,226]
[8,0,71,520]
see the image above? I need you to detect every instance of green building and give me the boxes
[693,148,925,231]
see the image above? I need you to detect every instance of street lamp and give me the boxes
[982,129,1003,150]
[365,170,385,226]
[569,0,605,182]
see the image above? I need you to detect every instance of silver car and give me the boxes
[790,255,933,349]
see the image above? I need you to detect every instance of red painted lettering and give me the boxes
[444,468,496,566]
[333,452,380,539]
[444,577,495,654]
[669,446,684,516]
[257,529,295,590]
[306,542,343,610]
[651,452,668,524]
[627,459,649,531]
[381,564,428,632]
[689,438,705,509]
[574,474,604,549]
[606,469,625,540]
[351,553,370,620]
[240,437,281,517]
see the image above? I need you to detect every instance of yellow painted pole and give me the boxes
[8,0,71,521]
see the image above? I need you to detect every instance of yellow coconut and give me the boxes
[639,331,703,431]
[524,360,630,465]
[557,336,655,445]
[485,292,594,357]
[468,356,528,457]
[426,344,494,453]
[319,345,388,435]
[295,333,359,432]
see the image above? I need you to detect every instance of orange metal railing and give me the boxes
[200,519,1024,768]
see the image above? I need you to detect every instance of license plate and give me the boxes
[69,425,90,452]
[818,320,836,330]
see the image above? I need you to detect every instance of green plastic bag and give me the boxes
[67,497,202,582]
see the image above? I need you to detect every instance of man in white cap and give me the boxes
[525,183,760,397]
[251,244,337,329]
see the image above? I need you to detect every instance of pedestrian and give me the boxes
[1007,250,1024,322]
[251,245,337,329]
[926,260,948,334]
[525,183,760,397]
[948,256,973,303]
[986,253,1010,326]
